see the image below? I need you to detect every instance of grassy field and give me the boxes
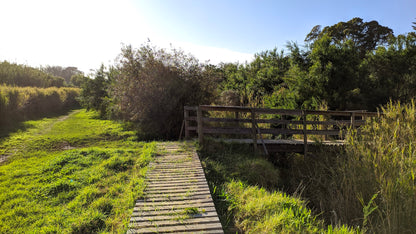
[0,110,156,233]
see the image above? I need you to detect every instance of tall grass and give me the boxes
[0,85,80,128]
[290,101,416,233]
[198,140,359,233]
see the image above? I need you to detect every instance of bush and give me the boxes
[111,43,217,139]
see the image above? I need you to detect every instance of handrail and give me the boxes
[183,105,380,155]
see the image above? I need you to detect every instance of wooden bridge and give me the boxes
[182,105,379,155]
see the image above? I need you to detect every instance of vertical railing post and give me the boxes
[197,106,203,144]
[251,109,258,153]
[235,111,239,128]
[302,110,308,156]
[281,115,287,139]
[350,112,356,129]
[184,107,190,139]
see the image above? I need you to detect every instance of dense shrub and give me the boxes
[0,85,80,127]
[111,43,217,139]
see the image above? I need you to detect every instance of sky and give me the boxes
[0,0,415,74]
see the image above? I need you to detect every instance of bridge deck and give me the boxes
[128,142,223,234]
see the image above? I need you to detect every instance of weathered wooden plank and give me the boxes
[128,143,223,233]
[306,129,341,136]
[202,127,252,135]
[202,117,252,123]
[130,211,219,223]
[129,216,222,229]
[134,198,214,208]
[184,106,198,111]
[132,205,217,215]
[129,222,223,234]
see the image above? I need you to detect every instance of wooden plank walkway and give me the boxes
[128,142,223,234]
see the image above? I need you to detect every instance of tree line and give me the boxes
[78,17,416,139]
[0,61,84,88]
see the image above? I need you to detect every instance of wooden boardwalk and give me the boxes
[128,142,223,234]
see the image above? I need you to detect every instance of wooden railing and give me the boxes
[183,105,379,154]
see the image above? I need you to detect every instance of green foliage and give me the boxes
[78,65,114,118]
[217,18,416,112]
[112,43,217,139]
[70,73,89,87]
[198,140,358,233]
[0,61,65,87]
[0,110,156,233]
[360,33,416,108]
[41,65,83,85]
[0,85,80,129]
[305,17,393,56]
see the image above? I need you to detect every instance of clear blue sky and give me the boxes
[0,0,414,73]
[135,0,415,53]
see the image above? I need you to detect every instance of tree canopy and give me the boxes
[305,17,393,56]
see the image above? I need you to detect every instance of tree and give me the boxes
[305,18,393,56]
[70,73,89,87]
[41,66,83,85]
[361,33,416,107]
[300,35,364,110]
[0,61,65,87]
[78,65,110,116]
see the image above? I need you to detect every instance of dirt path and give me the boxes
[128,142,223,233]
[0,110,80,164]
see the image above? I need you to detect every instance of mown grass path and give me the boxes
[0,110,156,233]
[128,142,223,233]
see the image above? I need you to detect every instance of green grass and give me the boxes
[198,140,360,233]
[0,109,156,233]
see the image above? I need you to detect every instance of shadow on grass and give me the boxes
[0,108,79,140]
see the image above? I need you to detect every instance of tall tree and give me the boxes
[41,66,83,84]
[305,17,393,56]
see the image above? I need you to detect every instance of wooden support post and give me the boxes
[251,109,258,153]
[281,115,287,139]
[235,111,239,128]
[197,106,203,144]
[184,108,190,139]
[302,110,308,157]
[350,112,356,129]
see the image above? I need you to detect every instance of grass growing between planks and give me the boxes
[198,140,359,233]
[0,110,156,233]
